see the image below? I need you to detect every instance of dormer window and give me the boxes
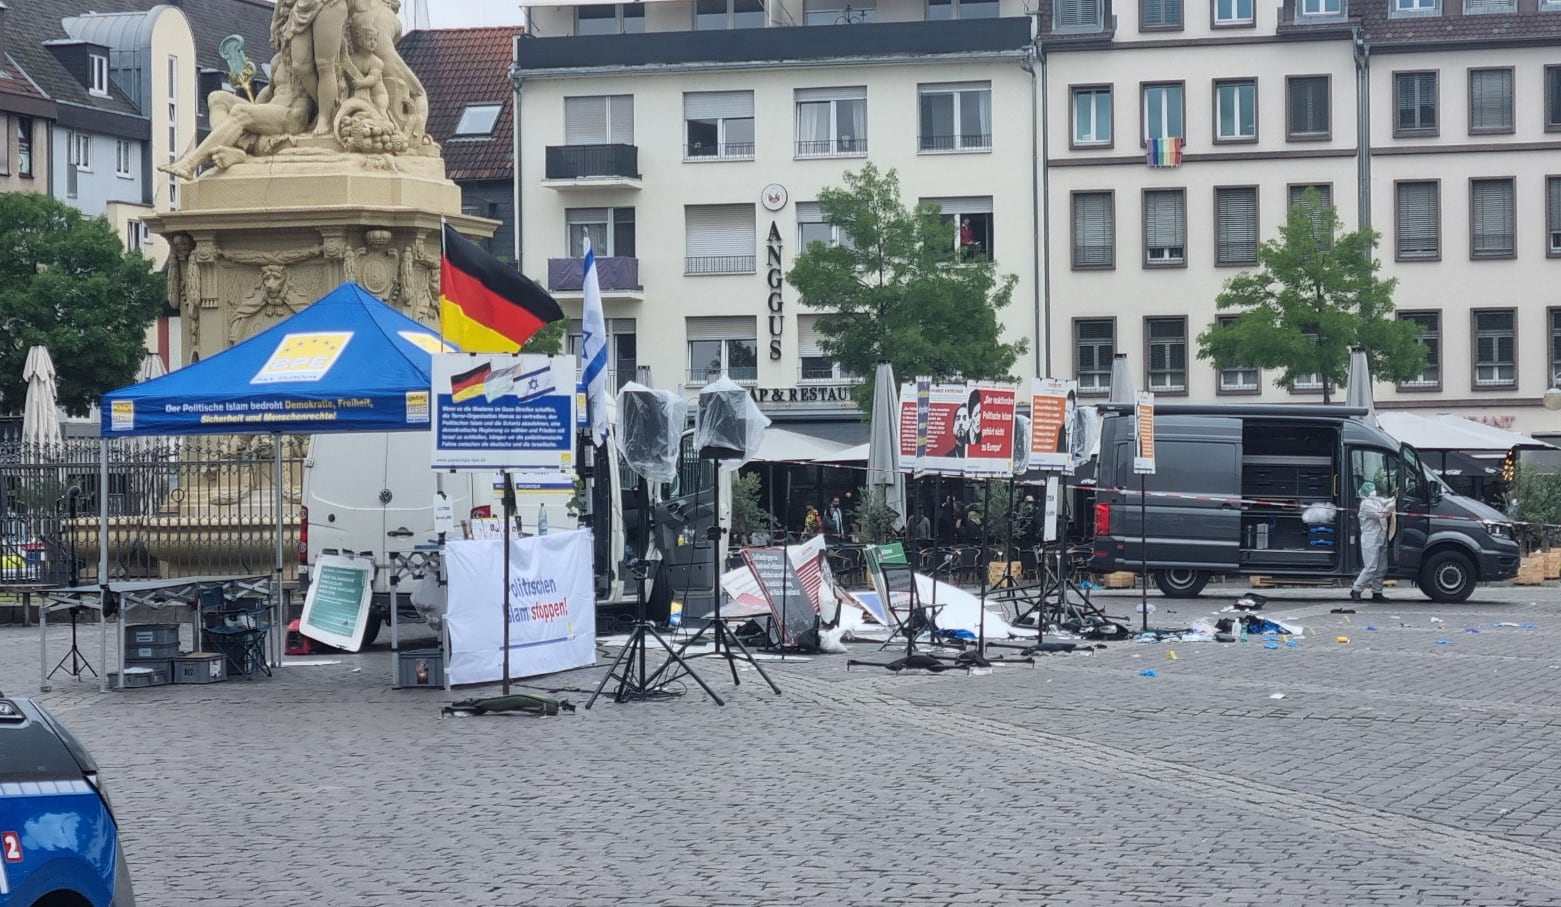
[89,53,109,97]
[454,104,502,137]
[1298,0,1343,16]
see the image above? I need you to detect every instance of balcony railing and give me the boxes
[544,143,640,180]
[547,256,642,292]
[685,142,755,160]
[798,364,865,383]
[796,138,867,157]
[687,366,758,385]
[685,255,755,275]
[918,133,992,151]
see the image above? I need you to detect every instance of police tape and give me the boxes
[1096,486,1558,532]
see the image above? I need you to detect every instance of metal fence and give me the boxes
[0,436,305,588]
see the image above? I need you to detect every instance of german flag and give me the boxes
[450,362,492,403]
[440,223,564,352]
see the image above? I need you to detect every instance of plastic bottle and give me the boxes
[1238,618,1248,643]
[538,503,549,536]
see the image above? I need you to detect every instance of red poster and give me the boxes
[896,381,1017,477]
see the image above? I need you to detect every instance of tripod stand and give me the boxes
[49,606,96,680]
[587,556,722,707]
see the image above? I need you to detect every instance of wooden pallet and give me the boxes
[1515,555,1549,586]
[1250,575,1338,589]
[1544,550,1561,580]
[1097,571,1139,589]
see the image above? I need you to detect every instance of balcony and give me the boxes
[686,366,758,386]
[542,144,641,190]
[795,138,868,158]
[918,133,992,152]
[684,142,755,162]
[685,255,756,275]
[547,256,644,302]
[515,18,1034,73]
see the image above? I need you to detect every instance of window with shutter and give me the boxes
[1464,0,1515,11]
[797,314,847,381]
[1215,316,1259,392]
[1144,190,1186,265]
[1146,318,1187,393]
[685,204,756,273]
[1471,179,1514,259]
[1141,0,1182,28]
[1396,181,1439,259]
[1288,184,1333,248]
[1394,72,1438,134]
[1550,310,1561,386]
[1548,177,1561,255]
[1072,192,1114,269]
[1398,312,1440,389]
[1469,69,1513,133]
[685,91,755,159]
[1054,0,1104,30]
[1549,67,1561,130]
[686,317,759,384]
[1287,77,1329,139]
[1075,320,1115,393]
[1473,310,1516,387]
[1216,187,1258,265]
[565,95,633,145]
[926,196,995,260]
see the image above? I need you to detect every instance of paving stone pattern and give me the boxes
[2,583,1560,905]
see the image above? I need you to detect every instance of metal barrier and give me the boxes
[0,435,304,589]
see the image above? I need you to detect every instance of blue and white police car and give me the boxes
[0,692,134,906]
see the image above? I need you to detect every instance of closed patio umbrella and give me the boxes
[22,345,63,449]
[867,361,905,531]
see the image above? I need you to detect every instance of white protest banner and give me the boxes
[432,353,577,472]
[444,529,596,684]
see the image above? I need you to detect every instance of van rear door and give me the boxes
[1109,416,1242,572]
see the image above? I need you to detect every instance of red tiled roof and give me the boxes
[0,54,49,101]
[399,27,519,182]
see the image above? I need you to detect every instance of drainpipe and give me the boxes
[510,69,524,267]
[1023,38,1050,378]
[1353,27,1371,231]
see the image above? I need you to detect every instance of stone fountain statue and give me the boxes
[129,4,497,579]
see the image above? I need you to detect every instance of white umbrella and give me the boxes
[1108,352,1136,404]
[867,361,905,531]
[1345,346,1376,422]
[136,352,168,383]
[21,345,62,448]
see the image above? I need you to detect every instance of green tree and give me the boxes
[785,163,1026,408]
[520,320,566,355]
[1196,190,1424,403]
[0,193,164,414]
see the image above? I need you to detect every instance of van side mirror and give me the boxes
[1429,482,1442,505]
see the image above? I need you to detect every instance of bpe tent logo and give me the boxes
[252,332,353,384]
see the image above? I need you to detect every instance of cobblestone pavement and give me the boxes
[3,581,1560,905]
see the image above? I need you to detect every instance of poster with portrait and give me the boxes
[1028,377,1079,474]
[897,381,1017,477]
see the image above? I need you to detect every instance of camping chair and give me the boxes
[200,587,273,679]
[876,563,945,653]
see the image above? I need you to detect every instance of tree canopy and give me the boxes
[785,163,1026,407]
[0,193,165,414]
[1196,190,1425,402]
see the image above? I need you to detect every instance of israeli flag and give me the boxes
[580,235,612,446]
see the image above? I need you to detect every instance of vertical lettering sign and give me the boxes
[1134,391,1156,475]
[767,222,784,360]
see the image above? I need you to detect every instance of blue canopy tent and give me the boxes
[76,282,454,688]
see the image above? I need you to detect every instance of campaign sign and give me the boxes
[1028,377,1079,473]
[897,381,1018,477]
[742,547,817,647]
[299,554,374,652]
[444,530,596,684]
[432,353,577,472]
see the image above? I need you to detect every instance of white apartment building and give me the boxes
[513,0,1561,439]
[513,0,1039,440]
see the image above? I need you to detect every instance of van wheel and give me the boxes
[1418,549,1476,603]
[360,612,383,646]
[1153,569,1208,598]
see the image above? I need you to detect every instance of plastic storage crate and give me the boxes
[125,624,181,647]
[109,662,172,688]
[396,649,445,688]
[126,641,181,660]
[173,652,226,684]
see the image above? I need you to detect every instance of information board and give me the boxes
[742,547,817,647]
[299,553,374,652]
[431,353,577,472]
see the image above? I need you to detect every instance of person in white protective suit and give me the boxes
[1350,481,1395,602]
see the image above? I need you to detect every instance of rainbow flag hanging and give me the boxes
[1147,136,1184,168]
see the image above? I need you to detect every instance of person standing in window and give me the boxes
[959,216,980,258]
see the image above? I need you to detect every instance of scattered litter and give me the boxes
[1233,593,1267,611]
[1269,693,1286,700]
[1137,602,1156,615]
[1492,622,1521,628]
[1263,640,1279,649]
[1139,669,1158,677]
[1430,617,1445,624]
[1285,639,1300,648]
[1330,608,1357,614]
[1523,623,1539,630]
[1365,626,1379,631]
[1434,639,1453,645]
[1465,627,1480,634]
[1167,650,1179,661]
[1335,636,1350,644]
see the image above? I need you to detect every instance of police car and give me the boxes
[0,692,135,906]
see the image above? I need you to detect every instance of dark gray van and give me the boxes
[1090,404,1520,602]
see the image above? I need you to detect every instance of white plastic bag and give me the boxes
[1302,502,1338,525]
